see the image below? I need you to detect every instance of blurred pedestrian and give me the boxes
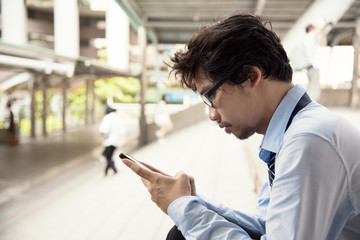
[303,22,332,101]
[154,94,173,144]
[99,106,126,176]
[5,100,17,145]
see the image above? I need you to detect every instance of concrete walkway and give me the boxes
[0,107,359,240]
[0,119,258,240]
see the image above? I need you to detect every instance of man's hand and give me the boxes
[122,158,196,214]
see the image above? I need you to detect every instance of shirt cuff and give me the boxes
[167,196,201,226]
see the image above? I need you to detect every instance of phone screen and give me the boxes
[119,153,152,171]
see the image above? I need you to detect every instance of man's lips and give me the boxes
[219,124,231,134]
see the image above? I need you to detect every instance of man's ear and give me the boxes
[246,66,262,87]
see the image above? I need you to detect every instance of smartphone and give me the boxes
[119,153,152,171]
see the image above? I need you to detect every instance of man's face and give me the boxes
[195,70,263,140]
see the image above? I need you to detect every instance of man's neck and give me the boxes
[258,80,294,135]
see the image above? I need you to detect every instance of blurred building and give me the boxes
[0,0,359,143]
[0,0,139,139]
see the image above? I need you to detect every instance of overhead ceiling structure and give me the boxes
[1,0,360,94]
[115,0,360,45]
[0,40,133,93]
[0,0,135,94]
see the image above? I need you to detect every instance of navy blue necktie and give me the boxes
[268,152,276,187]
[267,92,311,187]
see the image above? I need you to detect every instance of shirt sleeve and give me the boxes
[167,194,265,239]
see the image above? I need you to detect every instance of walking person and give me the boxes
[4,100,18,145]
[303,22,332,101]
[154,94,173,144]
[99,106,126,176]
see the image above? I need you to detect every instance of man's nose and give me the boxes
[208,107,220,122]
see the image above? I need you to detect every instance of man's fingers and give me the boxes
[140,161,170,176]
[174,172,196,196]
[122,158,155,181]
[189,175,196,196]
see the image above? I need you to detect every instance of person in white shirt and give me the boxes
[303,22,332,101]
[154,94,173,143]
[122,13,360,239]
[99,107,126,176]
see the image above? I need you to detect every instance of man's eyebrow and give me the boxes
[197,81,214,95]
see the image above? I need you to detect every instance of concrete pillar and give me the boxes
[106,0,130,70]
[1,0,28,45]
[41,77,47,137]
[54,0,79,58]
[85,78,95,125]
[90,79,95,124]
[350,18,360,108]
[85,79,89,125]
[62,78,67,132]
[138,26,147,146]
[28,76,36,138]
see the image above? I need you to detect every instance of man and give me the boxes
[122,13,360,239]
[99,106,126,176]
[154,94,173,143]
[303,23,331,101]
[4,100,18,145]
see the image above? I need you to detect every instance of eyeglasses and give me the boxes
[201,78,227,107]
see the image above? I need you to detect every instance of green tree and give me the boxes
[95,77,140,104]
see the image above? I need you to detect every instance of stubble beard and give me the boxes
[234,127,256,140]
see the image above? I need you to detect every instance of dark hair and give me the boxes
[305,24,314,33]
[106,106,116,114]
[171,13,293,91]
[162,94,168,101]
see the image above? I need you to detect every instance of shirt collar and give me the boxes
[260,85,306,155]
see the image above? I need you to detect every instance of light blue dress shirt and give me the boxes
[167,85,360,239]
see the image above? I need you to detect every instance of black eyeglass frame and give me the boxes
[201,78,227,107]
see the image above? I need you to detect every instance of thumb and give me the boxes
[189,175,196,196]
